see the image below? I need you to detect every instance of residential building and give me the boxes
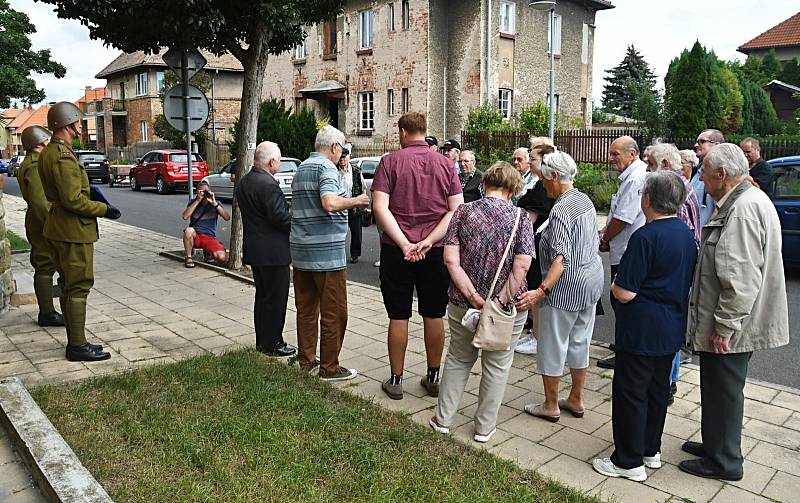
[763,80,800,121]
[738,11,800,63]
[93,49,244,156]
[261,0,613,145]
[4,105,49,158]
[75,86,109,149]
[0,108,25,159]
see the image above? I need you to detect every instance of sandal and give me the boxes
[184,257,196,268]
[558,399,585,418]
[524,403,560,423]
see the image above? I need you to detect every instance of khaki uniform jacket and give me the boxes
[17,153,50,238]
[38,138,107,243]
[687,181,789,353]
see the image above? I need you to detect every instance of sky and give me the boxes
[7,0,800,106]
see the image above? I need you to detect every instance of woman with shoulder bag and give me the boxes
[429,161,535,443]
[338,144,367,263]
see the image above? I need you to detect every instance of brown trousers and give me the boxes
[293,269,348,375]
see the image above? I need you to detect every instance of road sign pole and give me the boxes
[182,49,194,199]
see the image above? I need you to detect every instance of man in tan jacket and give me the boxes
[681,143,789,481]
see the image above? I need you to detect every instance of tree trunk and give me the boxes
[227,29,270,270]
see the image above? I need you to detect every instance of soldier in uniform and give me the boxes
[38,102,121,362]
[17,126,65,327]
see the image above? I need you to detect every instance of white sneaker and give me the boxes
[592,458,647,482]
[514,333,537,355]
[429,416,449,434]
[474,428,497,443]
[373,260,381,267]
[643,452,662,469]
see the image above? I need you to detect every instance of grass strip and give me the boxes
[6,229,30,252]
[32,350,603,503]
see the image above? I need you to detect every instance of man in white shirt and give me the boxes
[598,136,647,370]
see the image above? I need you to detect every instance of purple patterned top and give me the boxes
[444,197,535,309]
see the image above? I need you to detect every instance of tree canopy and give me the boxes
[37,0,345,268]
[601,45,657,119]
[0,0,65,107]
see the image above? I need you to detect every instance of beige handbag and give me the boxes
[472,208,522,351]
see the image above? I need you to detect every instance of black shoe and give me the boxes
[38,311,65,327]
[608,343,616,352]
[681,441,706,457]
[678,458,742,481]
[66,343,111,362]
[597,355,616,369]
[668,382,677,406]
[259,342,297,357]
[349,257,359,264]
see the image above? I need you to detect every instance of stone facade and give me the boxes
[262,0,608,144]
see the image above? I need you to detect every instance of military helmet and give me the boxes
[21,125,51,151]
[47,101,83,130]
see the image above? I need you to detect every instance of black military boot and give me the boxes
[66,343,111,362]
[38,311,65,327]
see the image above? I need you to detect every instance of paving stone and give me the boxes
[709,485,771,503]
[772,391,800,413]
[747,441,800,477]
[541,426,611,461]
[497,410,562,442]
[784,412,800,432]
[643,462,723,503]
[743,418,800,450]
[762,471,800,503]
[662,412,701,440]
[192,335,234,351]
[743,383,779,404]
[489,436,559,469]
[537,454,605,493]
[591,476,672,503]
[728,460,776,495]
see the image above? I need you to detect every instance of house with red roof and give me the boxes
[738,11,800,63]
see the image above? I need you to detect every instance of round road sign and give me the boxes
[163,84,209,133]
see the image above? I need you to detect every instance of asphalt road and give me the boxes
[4,176,798,389]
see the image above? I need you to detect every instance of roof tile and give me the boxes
[739,11,800,52]
[96,48,243,78]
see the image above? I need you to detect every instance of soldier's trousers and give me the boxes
[26,230,57,314]
[47,240,94,346]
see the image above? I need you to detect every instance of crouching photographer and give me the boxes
[181,180,230,268]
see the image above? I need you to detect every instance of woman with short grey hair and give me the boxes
[592,170,698,482]
[515,151,603,422]
[678,150,698,180]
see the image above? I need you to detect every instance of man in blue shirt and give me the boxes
[181,180,230,268]
[691,128,724,226]
[592,171,697,483]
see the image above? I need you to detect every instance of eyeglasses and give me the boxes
[460,159,474,163]
[512,157,526,162]
[695,139,719,146]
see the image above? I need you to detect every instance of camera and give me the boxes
[203,190,212,198]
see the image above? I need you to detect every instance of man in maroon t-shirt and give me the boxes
[372,112,464,401]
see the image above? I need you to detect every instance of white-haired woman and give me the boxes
[678,149,698,181]
[515,151,604,422]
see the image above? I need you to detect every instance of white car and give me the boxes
[203,157,301,200]
[349,156,382,194]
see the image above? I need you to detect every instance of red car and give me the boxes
[130,149,209,194]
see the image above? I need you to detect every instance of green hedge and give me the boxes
[574,163,619,212]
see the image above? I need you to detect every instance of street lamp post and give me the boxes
[529,0,557,139]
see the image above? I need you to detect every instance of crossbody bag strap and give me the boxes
[487,208,522,299]
[189,201,213,229]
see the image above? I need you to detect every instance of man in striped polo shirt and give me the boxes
[291,126,370,381]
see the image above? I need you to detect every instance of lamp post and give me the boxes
[529,0,556,139]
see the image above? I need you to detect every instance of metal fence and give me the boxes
[349,140,400,159]
[462,129,800,165]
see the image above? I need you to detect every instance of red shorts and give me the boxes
[193,233,225,255]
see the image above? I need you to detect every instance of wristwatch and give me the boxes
[213,203,220,209]
[538,283,551,296]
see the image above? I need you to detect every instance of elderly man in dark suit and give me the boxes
[236,141,297,357]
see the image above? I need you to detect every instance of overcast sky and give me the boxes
[9,0,800,107]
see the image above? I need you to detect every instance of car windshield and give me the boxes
[168,154,203,163]
[278,160,298,173]
[78,153,106,162]
[360,160,379,178]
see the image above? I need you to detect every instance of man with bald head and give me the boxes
[236,141,297,357]
[598,136,647,369]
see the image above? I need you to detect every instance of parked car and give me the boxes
[74,150,110,183]
[130,150,209,194]
[350,156,381,194]
[0,158,8,174]
[202,157,301,201]
[8,155,24,177]
[769,155,800,267]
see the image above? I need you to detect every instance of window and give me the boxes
[499,1,516,34]
[140,120,148,142]
[498,89,513,119]
[401,88,410,113]
[401,0,410,30]
[323,20,338,56]
[774,169,800,197]
[359,92,374,130]
[156,71,165,93]
[581,23,589,64]
[294,37,306,60]
[548,13,562,56]
[359,9,374,49]
[135,72,148,96]
[168,153,202,163]
[387,89,395,115]
[388,3,395,32]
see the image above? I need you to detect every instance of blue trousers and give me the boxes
[670,351,681,385]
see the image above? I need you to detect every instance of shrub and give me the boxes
[574,163,619,212]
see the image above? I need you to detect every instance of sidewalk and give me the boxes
[1,193,798,503]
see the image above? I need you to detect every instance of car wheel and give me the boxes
[131,175,141,191]
[156,176,170,195]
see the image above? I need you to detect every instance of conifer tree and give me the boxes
[601,45,657,118]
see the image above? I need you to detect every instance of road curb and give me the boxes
[0,377,113,503]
